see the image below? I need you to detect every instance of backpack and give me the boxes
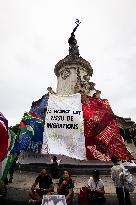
[78,187,89,205]
[120,168,135,192]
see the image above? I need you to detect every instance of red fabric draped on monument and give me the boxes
[82,95,134,161]
[0,121,8,161]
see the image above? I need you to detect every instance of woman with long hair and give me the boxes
[57,170,74,205]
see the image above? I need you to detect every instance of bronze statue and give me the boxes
[68,19,81,56]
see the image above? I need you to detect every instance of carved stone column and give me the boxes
[54,55,94,95]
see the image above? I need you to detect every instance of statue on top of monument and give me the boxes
[68,19,81,56]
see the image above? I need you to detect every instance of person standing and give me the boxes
[49,155,63,179]
[0,180,7,199]
[111,155,132,205]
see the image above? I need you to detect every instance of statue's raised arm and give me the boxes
[68,19,81,56]
[71,19,81,35]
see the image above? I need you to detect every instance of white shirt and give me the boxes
[87,177,104,190]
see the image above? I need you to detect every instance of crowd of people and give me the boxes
[0,155,134,205]
[27,155,134,205]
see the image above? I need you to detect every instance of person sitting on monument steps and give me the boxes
[28,169,54,204]
[57,170,74,205]
[111,155,132,205]
[49,155,63,179]
[87,169,106,205]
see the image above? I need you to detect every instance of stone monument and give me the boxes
[18,21,136,165]
[54,20,97,97]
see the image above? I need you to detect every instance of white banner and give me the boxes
[42,93,86,160]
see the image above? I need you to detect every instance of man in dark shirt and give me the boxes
[29,169,54,204]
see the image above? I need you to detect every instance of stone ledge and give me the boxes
[16,163,136,175]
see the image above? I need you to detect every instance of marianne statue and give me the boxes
[68,19,81,56]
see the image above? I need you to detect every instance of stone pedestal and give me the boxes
[54,55,94,95]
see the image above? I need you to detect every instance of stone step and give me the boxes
[17,163,136,175]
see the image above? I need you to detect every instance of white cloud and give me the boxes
[0,0,136,125]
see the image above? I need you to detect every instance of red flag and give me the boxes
[0,120,8,161]
[82,95,133,161]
